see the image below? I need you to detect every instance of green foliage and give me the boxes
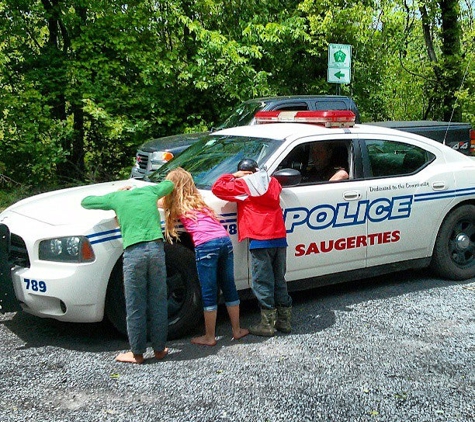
[0,177,60,210]
[0,0,473,191]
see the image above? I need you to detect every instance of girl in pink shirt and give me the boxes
[163,168,248,346]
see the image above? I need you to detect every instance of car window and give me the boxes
[314,100,348,110]
[148,134,284,189]
[273,103,309,111]
[217,102,310,130]
[215,102,264,129]
[364,140,435,177]
[277,140,352,185]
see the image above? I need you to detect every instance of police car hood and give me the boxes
[3,179,152,226]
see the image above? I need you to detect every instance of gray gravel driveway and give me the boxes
[1,270,474,421]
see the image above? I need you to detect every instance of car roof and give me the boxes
[242,95,353,104]
[214,122,340,140]
[213,121,432,142]
[212,122,473,160]
[367,120,470,129]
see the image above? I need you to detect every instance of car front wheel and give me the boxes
[105,243,202,340]
[430,204,475,280]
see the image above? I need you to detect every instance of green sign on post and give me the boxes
[327,43,352,84]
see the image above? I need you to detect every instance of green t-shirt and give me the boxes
[81,181,174,249]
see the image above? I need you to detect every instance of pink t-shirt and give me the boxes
[179,210,228,246]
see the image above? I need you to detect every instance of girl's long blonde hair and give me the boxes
[163,167,218,242]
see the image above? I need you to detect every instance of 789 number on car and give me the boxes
[23,278,47,293]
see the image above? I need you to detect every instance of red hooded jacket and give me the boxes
[211,170,286,242]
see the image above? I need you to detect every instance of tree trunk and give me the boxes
[419,1,463,121]
[72,103,85,176]
[439,0,462,121]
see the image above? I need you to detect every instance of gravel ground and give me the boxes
[1,269,474,422]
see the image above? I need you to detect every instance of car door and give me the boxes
[359,134,456,267]
[273,136,368,283]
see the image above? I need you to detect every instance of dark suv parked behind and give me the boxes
[131,95,361,179]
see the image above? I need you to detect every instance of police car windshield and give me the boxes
[148,134,283,189]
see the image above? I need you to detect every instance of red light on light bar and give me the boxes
[254,111,286,122]
[255,110,356,127]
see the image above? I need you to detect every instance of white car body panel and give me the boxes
[2,122,475,326]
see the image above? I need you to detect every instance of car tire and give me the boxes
[430,204,475,280]
[105,243,202,340]
[164,242,202,340]
[105,258,127,336]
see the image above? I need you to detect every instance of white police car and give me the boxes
[2,110,475,339]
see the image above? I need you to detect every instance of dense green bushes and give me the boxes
[0,0,473,191]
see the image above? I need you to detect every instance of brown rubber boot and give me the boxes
[275,306,292,333]
[249,308,277,337]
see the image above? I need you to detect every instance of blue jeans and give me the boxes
[250,247,292,310]
[195,236,240,311]
[123,240,167,354]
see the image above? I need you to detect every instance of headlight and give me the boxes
[39,236,95,263]
[150,151,174,166]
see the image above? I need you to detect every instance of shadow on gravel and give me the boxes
[165,269,475,362]
[0,312,128,352]
[287,269,474,336]
[2,269,473,359]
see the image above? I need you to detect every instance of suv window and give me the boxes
[216,102,264,129]
[217,102,310,130]
[273,103,309,112]
[365,140,434,177]
[314,100,349,110]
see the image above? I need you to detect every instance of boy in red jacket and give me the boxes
[212,159,292,336]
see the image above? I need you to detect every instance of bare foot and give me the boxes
[191,335,217,346]
[232,328,249,340]
[154,348,169,360]
[115,351,144,364]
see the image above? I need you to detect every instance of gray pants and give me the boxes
[123,240,168,354]
[250,247,292,310]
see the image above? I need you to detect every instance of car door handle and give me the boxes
[432,181,448,191]
[343,191,362,201]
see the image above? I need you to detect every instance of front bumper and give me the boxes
[10,262,107,322]
[0,217,120,323]
[0,224,21,313]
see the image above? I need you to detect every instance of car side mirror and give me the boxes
[272,168,302,187]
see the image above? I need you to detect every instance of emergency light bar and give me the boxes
[254,110,356,128]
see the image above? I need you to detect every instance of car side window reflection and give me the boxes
[365,140,435,177]
[277,141,352,185]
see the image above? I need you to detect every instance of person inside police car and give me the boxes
[306,142,349,182]
[212,159,293,337]
[81,180,174,364]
